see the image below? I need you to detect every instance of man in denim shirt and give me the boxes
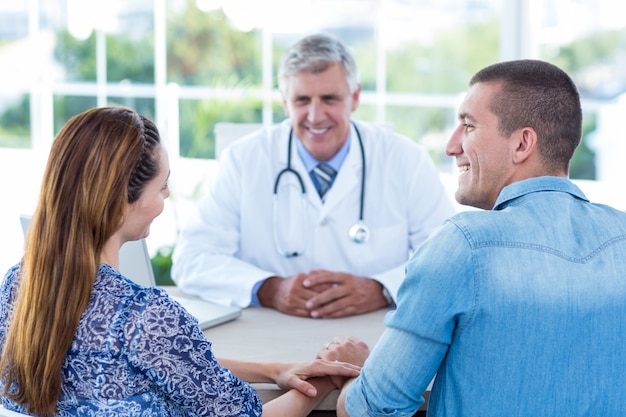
[324,59,626,416]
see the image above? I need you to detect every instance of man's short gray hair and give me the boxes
[278,33,359,96]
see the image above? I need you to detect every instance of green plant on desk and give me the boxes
[151,245,175,286]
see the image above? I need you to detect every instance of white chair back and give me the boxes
[214,123,263,160]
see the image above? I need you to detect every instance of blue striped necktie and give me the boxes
[311,163,337,198]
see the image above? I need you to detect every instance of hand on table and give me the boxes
[317,336,370,367]
[316,336,371,390]
[257,274,323,317]
[275,358,361,397]
[303,270,389,318]
[257,271,390,318]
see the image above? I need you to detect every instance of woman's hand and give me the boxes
[275,359,361,397]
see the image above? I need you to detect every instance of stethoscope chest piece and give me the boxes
[349,221,370,244]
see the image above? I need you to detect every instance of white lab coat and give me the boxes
[172,119,456,307]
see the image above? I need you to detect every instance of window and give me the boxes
[2,0,626,274]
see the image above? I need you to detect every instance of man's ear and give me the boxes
[282,98,290,118]
[512,127,538,164]
[350,83,362,112]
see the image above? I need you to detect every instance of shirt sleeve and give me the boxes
[346,221,477,416]
[124,290,262,416]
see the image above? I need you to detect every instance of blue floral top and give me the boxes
[0,263,262,416]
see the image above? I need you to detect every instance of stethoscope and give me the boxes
[273,122,369,258]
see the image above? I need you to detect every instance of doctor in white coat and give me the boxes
[171,33,455,318]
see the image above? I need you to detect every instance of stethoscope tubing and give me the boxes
[272,121,368,257]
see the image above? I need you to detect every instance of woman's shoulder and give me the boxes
[76,265,199,354]
[93,264,200,330]
[1,263,22,310]
[90,265,187,328]
[0,264,21,339]
[1,263,20,291]
[95,264,167,299]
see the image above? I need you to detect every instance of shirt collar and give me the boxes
[493,176,589,211]
[295,129,351,173]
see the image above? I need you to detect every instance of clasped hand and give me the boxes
[316,336,371,391]
[317,336,370,367]
[276,358,362,396]
[276,337,370,397]
[261,270,389,318]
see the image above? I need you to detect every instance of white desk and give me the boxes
[204,306,429,413]
[204,306,389,409]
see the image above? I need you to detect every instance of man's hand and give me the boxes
[316,336,371,389]
[317,336,371,367]
[257,274,321,317]
[274,359,361,396]
[303,270,389,318]
[257,271,390,318]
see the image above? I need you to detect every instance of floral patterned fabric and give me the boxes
[0,263,262,416]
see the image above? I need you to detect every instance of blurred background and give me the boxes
[2,0,626,280]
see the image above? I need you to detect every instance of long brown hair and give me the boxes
[0,106,162,416]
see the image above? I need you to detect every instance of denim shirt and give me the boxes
[1,264,262,416]
[345,176,626,417]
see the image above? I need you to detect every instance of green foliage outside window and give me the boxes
[0,96,30,148]
[570,114,597,180]
[54,32,97,82]
[1,2,622,177]
[166,3,261,86]
[385,19,500,94]
[179,95,263,159]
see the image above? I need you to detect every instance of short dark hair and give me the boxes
[470,59,582,173]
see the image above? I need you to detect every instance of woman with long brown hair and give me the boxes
[0,106,359,416]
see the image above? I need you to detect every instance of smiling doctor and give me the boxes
[171,33,455,318]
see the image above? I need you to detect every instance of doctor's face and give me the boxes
[282,63,361,162]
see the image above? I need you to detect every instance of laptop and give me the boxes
[19,214,241,330]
